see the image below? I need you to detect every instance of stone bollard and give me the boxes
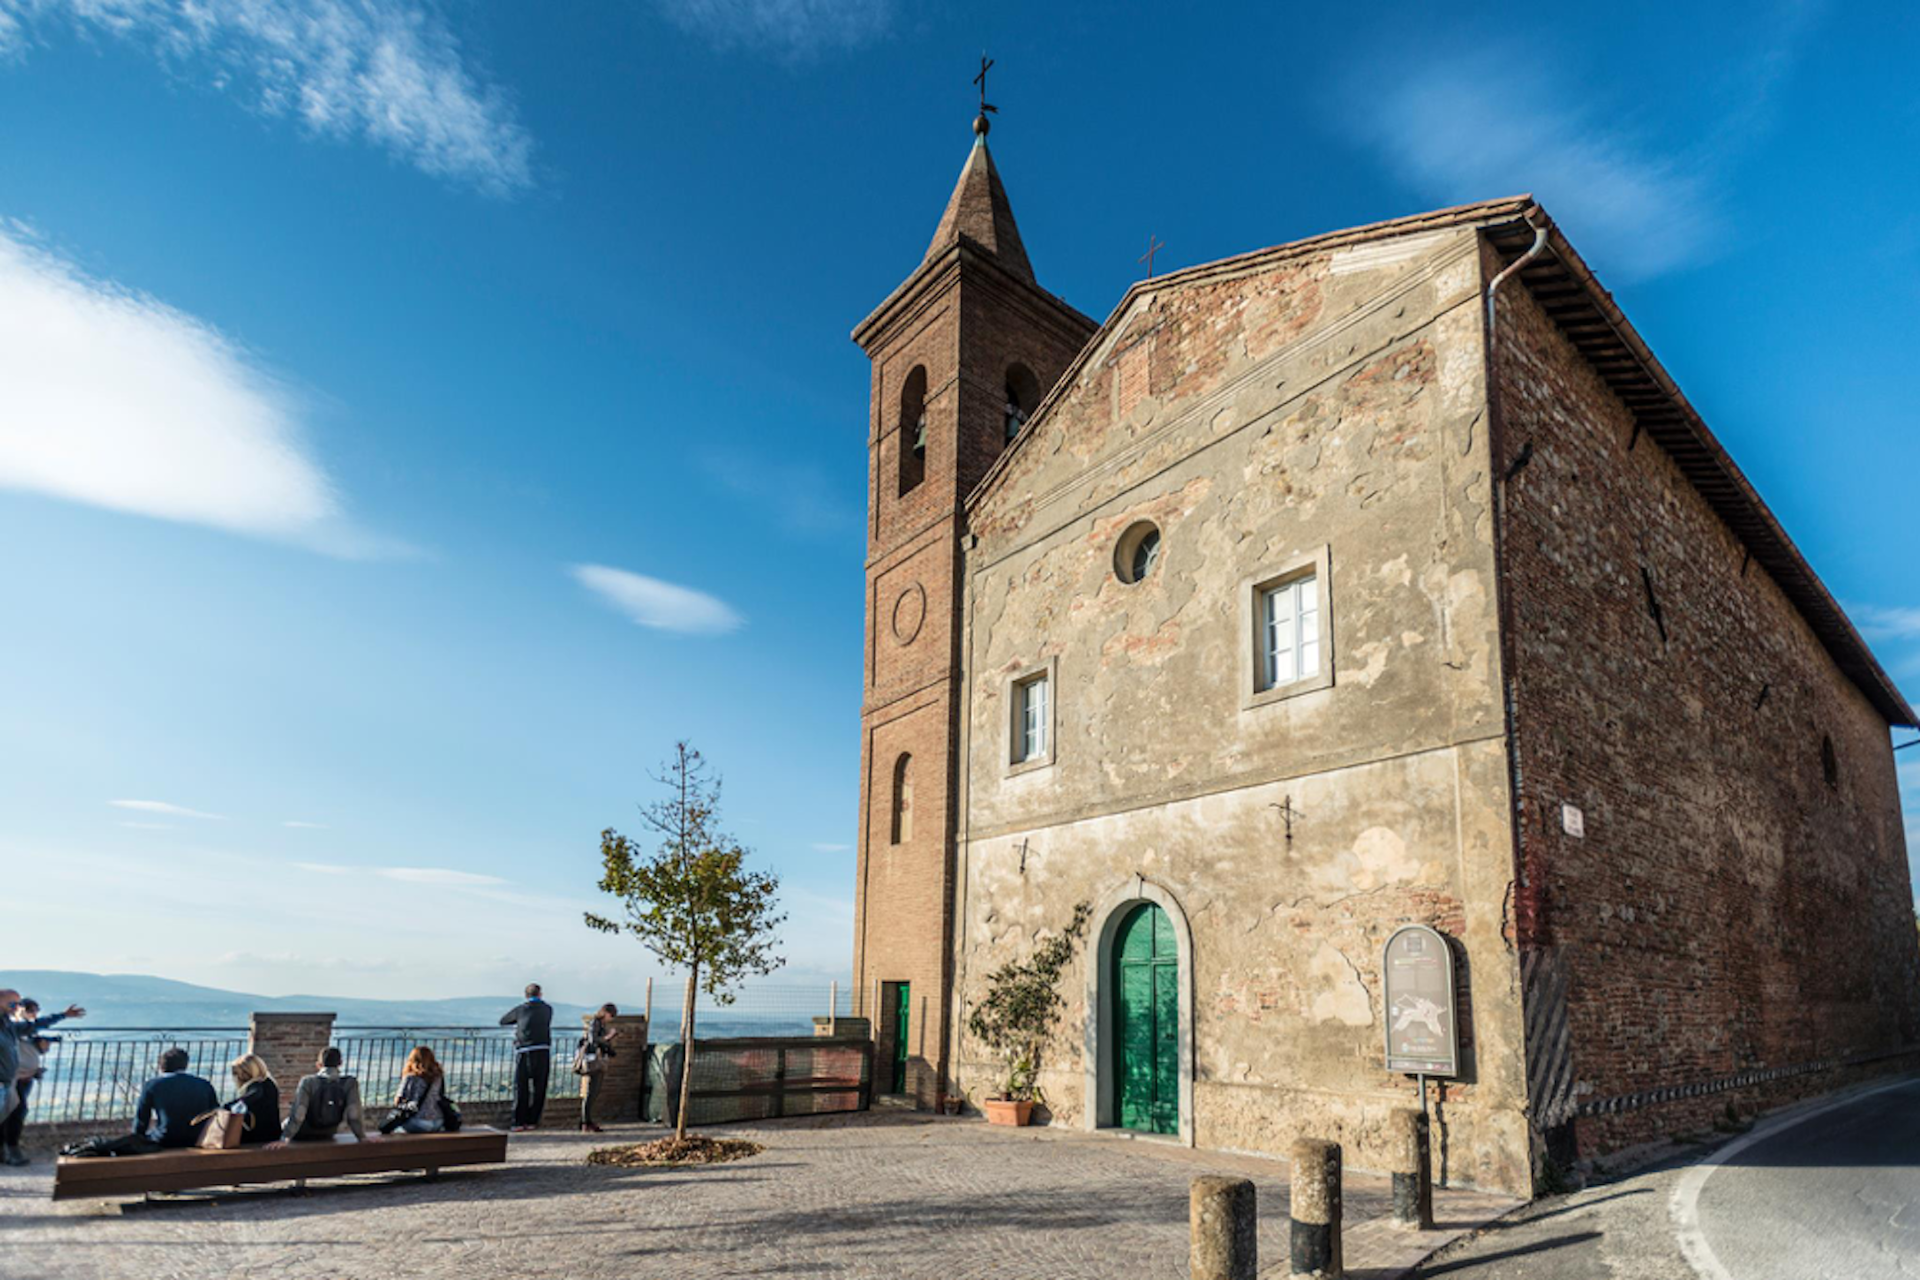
[1190,1175,1257,1280]
[1289,1138,1342,1279]
[1389,1108,1434,1230]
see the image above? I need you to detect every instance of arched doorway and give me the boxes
[1112,902,1179,1134]
[1084,878,1194,1145]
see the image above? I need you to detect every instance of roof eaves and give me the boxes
[1486,217,1917,727]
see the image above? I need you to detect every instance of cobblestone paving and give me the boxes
[0,1113,1519,1279]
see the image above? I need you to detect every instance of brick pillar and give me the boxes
[597,1014,648,1124]
[249,1013,335,1119]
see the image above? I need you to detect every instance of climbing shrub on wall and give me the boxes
[965,901,1092,1103]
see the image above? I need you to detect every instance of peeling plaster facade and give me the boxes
[849,135,1918,1199]
[952,226,1533,1194]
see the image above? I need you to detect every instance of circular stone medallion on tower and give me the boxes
[891,582,927,645]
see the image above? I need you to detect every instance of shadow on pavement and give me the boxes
[1413,1231,1604,1276]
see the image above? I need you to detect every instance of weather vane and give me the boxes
[973,52,997,135]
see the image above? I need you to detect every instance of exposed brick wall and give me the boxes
[852,226,1094,1106]
[249,1012,335,1120]
[1488,241,1920,1163]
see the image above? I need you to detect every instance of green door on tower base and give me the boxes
[1112,902,1179,1135]
[884,981,910,1093]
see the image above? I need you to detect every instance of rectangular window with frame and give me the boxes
[1259,572,1320,692]
[1014,672,1049,764]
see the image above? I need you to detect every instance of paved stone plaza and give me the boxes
[0,1112,1518,1279]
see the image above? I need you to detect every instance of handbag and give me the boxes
[572,1044,607,1076]
[195,1108,246,1150]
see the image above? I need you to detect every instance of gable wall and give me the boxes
[954,229,1535,1193]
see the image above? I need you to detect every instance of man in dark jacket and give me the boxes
[500,983,553,1131]
[133,1047,220,1149]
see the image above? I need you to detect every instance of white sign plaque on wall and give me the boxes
[1561,804,1585,839]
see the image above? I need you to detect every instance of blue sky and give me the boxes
[2,0,1916,1003]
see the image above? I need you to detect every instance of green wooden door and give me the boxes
[889,982,910,1093]
[1113,902,1179,1134]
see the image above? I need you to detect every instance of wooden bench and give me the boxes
[52,1128,510,1201]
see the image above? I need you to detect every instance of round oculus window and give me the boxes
[1114,521,1162,585]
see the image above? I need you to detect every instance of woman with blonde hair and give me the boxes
[224,1053,282,1144]
[382,1045,450,1134]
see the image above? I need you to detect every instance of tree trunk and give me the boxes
[675,966,698,1142]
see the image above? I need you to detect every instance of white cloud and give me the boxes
[1852,604,1920,644]
[118,821,174,830]
[110,798,227,820]
[0,224,405,556]
[655,0,893,60]
[700,453,856,537]
[1343,52,1714,281]
[215,949,397,974]
[295,860,506,887]
[0,0,532,194]
[377,866,506,886]
[282,820,330,829]
[570,563,744,636]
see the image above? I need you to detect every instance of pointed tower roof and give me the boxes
[921,121,1034,283]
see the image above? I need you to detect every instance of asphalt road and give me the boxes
[1412,1075,1920,1280]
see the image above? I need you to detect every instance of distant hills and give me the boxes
[0,971,597,1029]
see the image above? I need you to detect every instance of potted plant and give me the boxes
[965,902,1091,1127]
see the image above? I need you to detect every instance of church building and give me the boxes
[847,111,1920,1195]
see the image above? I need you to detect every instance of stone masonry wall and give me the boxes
[1488,242,1920,1163]
[955,227,1534,1194]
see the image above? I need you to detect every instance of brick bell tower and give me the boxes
[849,110,1095,1105]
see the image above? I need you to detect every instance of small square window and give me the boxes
[1242,546,1334,709]
[1004,659,1058,775]
[1015,673,1049,763]
[1259,573,1320,691]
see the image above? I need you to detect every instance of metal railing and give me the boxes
[24,1029,250,1126]
[17,982,857,1126]
[333,1027,575,1111]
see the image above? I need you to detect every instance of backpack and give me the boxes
[308,1075,351,1131]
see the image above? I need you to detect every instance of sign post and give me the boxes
[1382,924,1458,1116]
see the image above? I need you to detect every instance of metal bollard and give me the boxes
[1289,1138,1342,1279]
[1389,1108,1434,1230]
[1190,1175,1257,1280]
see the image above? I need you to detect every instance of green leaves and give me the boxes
[965,901,1091,1101]
[585,742,786,999]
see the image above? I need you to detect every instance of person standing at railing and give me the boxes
[575,1003,619,1133]
[0,988,84,1166]
[500,982,553,1132]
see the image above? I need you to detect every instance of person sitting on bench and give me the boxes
[269,1047,378,1147]
[223,1053,282,1144]
[134,1047,221,1150]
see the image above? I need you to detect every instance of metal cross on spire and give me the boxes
[1139,234,1166,278]
[972,52,997,135]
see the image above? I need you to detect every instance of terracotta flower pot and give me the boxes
[983,1098,1033,1127]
